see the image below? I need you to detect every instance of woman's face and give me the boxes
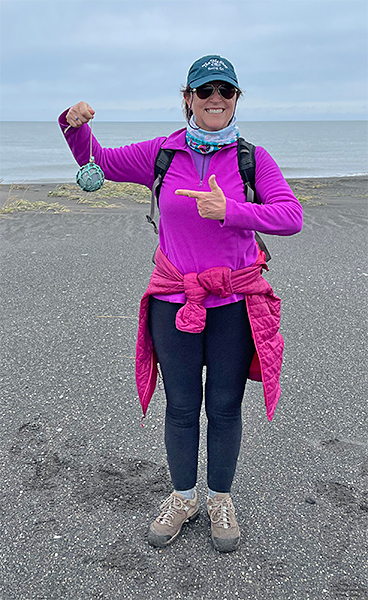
[185,80,238,131]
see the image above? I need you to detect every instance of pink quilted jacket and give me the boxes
[136,246,284,422]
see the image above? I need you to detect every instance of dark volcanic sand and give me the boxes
[1,175,367,212]
[0,177,367,599]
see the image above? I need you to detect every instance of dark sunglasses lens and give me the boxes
[219,84,236,99]
[196,85,214,100]
[195,84,237,100]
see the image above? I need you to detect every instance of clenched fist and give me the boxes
[66,101,95,128]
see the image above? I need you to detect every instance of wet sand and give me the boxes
[0,176,367,599]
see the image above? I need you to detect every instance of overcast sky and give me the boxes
[0,0,367,121]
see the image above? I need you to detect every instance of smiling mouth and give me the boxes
[205,109,225,114]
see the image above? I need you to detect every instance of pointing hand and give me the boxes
[175,174,226,220]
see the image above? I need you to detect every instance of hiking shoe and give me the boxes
[148,491,199,548]
[207,493,240,552]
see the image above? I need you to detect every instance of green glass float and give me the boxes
[76,158,105,192]
[75,119,105,192]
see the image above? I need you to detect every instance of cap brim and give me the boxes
[190,74,239,89]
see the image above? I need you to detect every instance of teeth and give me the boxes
[206,109,224,113]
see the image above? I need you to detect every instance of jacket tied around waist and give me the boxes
[135,246,284,422]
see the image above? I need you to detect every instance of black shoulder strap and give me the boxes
[154,147,176,191]
[237,137,256,198]
[237,137,271,261]
[146,147,176,234]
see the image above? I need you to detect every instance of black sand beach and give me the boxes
[0,176,367,600]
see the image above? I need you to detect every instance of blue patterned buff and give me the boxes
[186,116,239,154]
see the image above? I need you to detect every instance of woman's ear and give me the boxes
[184,92,191,107]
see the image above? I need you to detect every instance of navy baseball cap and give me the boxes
[187,55,239,89]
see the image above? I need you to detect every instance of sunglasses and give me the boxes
[192,83,238,100]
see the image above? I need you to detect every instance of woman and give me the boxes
[59,55,303,553]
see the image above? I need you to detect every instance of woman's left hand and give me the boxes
[175,174,226,220]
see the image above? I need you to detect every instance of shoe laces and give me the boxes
[157,494,187,527]
[209,496,235,530]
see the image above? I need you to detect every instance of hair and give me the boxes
[180,84,243,123]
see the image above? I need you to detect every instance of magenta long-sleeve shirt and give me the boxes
[59,111,303,307]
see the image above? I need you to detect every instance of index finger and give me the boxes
[175,189,201,198]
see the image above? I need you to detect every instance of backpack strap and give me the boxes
[146,147,176,234]
[237,137,271,262]
[237,137,257,202]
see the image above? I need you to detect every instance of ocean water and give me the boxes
[0,120,367,184]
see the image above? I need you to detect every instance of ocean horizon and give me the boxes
[0,120,367,184]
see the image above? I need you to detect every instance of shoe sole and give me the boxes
[147,508,199,548]
[211,533,240,553]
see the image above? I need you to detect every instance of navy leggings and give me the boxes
[149,297,255,492]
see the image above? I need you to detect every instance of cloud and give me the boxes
[0,0,367,120]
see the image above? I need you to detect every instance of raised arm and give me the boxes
[59,103,166,189]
